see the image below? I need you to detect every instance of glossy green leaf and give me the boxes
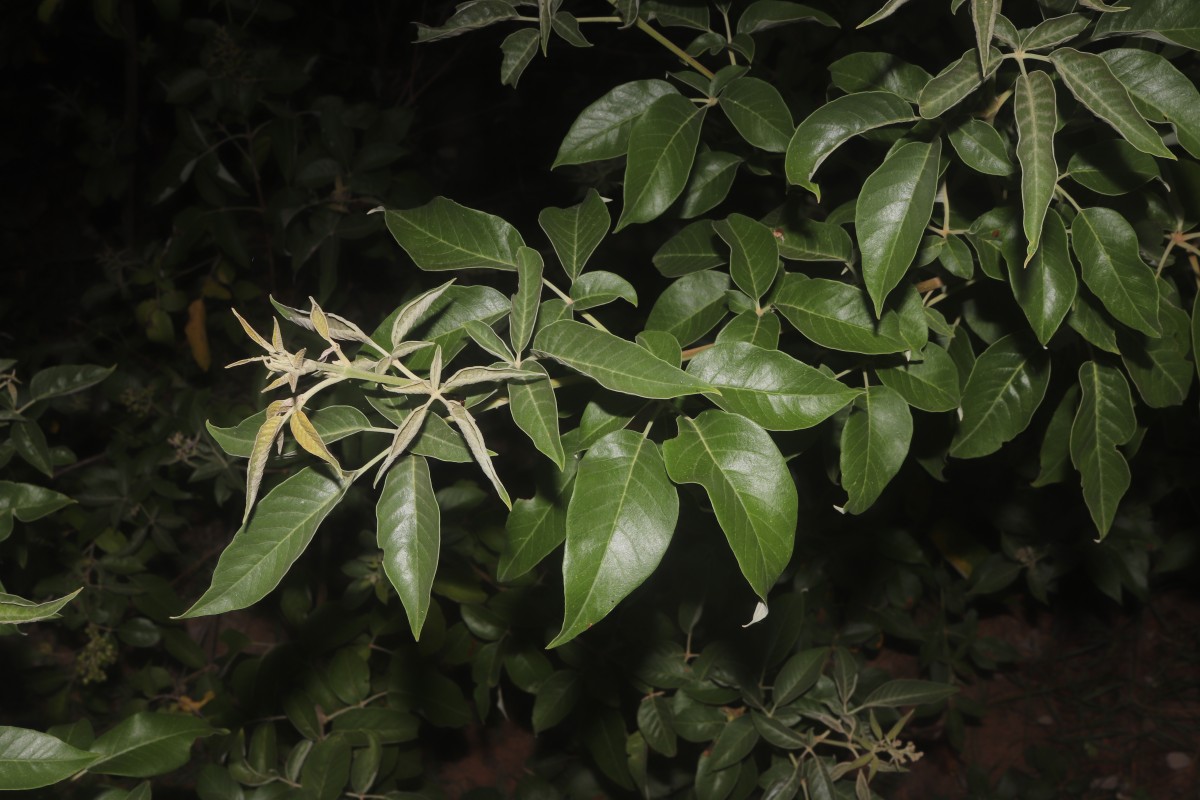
[0,480,73,522]
[0,727,99,790]
[500,28,539,88]
[300,735,351,800]
[538,188,611,282]
[377,456,440,640]
[688,342,858,430]
[1032,384,1082,488]
[918,48,999,119]
[858,139,941,316]
[663,411,797,600]
[1068,289,1123,355]
[177,467,349,618]
[1015,70,1058,266]
[709,715,759,771]
[616,94,705,230]
[971,0,999,73]
[1102,48,1200,159]
[414,0,517,41]
[499,464,574,582]
[1121,291,1193,408]
[653,220,727,276]
[532,670,580,732]
[785,91,916,197]
[714,213,780,303]
[1071,362,1136,538]
[950,335,1051,458]
[509,247,543,355]
[737,1,838,34]
[27,364,114,404]
[840,385,912,514]
[681,150,742,218]
[1021,13,1090,50]
[1093,0,1200,51]
[583,709,634,790]
[509,362,565,468]
[644,269,731,346]
[0,587,82,625]
[940,234,975,279]
[12,421,52,478]
[753,713,808,749]
[89,713,218,777]
[635,330,681,365]
[637,696,678,756]
[719,77,794,153]
[774,648,828,706]
[877,343,962,412]
[948,118,1013,176]
[716,310,781,349]
[569,271,637,311]
[774,274,909,354]
[554,79,677,167]
[1010,207,1076,345]
[1067,139,1160,195]
[768,215,853,264]
[858,0,915,27]
[828,52,930,103]
[857,679,957,709]
[385,196,524,271]
[534,320,710,398]
[1072,207,1161,337]
[550,430,678,647]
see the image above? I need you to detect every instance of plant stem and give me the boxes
[604,1,716,79]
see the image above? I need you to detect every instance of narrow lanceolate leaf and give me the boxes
[446,400,511,509]
[390,280,456,345]
[858,139,941,316]
[377,456,440,639]
[384,197,525,271]
[840,385,913,514]
[0,588,82,625]
[718,77,794,153]
[534,320,712,398]
[858,680,958,709]
[500,28,539,88]
[245,402,289,522]
[1071,362,1136,538]
[1072,208,1161,337]
[1015,71,1058,266]
[918,48,1000,119]
[1050,49,1174,160]
[178,467,349,618]
[950,335,1051,459]
[971,0,999,73]
[1093,0,1200,52]
[876,343,962,412]
[271,297,369,344]
[858,0,915,27]
[463,319,515,363]
[509,362,566,469]
[0,727,100,790]
[713,213,780,303]
[511,246,543,355]
[1033,384,1081,488]
[617,95,705,230]
[554,80,677,167]
[784,91,916,197]
[375,404,429,484]
[89,712,218,777]
[26,364,115,404]
[414,0,517,42]
[538,189,611,282]
[687,342,859,430]
[549,431,678,648]
[1010,208,1076,345]
[1021,13,1091,51]
[774,274,909,355]
[663,411,797,601]
[1103,49,1200,160]
[289,409,342,475]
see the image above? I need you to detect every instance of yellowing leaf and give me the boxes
[184,298,211,371]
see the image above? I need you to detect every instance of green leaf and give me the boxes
[950,335,1051,459]
[1093,0,1200,51]
[1050,49,1174,160]
[500,28,539,88]
[785,91,916,197]
[27,364,114,404]
[499,464,573,582]
[1069,289,1123,355]
[971,0,1000,73]
[663,411,797,600]
[1072,207,1162,337]
[511,246,543,355]
[687,342,859,430]
[877,343,962,412]
[509,362,565,468]
[681,151,743,219]
[550,430,678,647]
[372,284,510,371]
[384,196,525,271]
[828,52,931,103]
[752,713,808,749]
[715,310,781,349]
[858,139,942,316]
[719,77,794,153]
[0,480,73,521]
[12,421,53,478]
[714,213,780,303]
[414,0,518,42]
[0,727,99,790]
[1032,384,1082,488]
[918,47,1000,119]
[858,0,915,28]
[1102,48,1200,160]
[583,709,634,790]
[534,320,712,398]
[570,271,638,311]
[1015,70,1058,266]
[709,715,759,771]
[645,269,731,346]
[636,330,682,364]
[653,220,727,276]
[940,234,975,279]
[300,735,351,800]
[1067,139,1160,195]
[446,400,511,509]
[554,80,677,167]
[1010,207,1077,345]
[1021,13,1090,50]
[858,679,957,709]
[840,385,912,514]
[774,274,909,355]
[768,215,853,264]
[464,319,516,363]
[206,405,369,460]
[1071,362,1137,538]
[773,648,828,706]
[177,467,349,618]
[1121,291,1193,408]
[948,118,1013,176]
[532,671,580,732]
[89,713,218,777]
[0,587,82,625]
[617,94,706,230]
[377,456,440,640]
[637,696,678,756]
[737,1,838,34]
[538,188,611,281]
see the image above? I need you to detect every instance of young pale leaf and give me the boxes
[828,52,931,103]
[385,197,524,272]
[652,220,727,276]
[1010,208,1076,345]
[445,400,511,509]
[89,713,218,777]
[1072,208,1161,337]
[713,213,780,303]
[511,247,543,355]
[1102,49,1200,159]
[616,94,705,230]
[375,403,430,484]
[414,0,518,42]
[0,727,100,790]
[1050,49,1174,160]
[680,150,742,218]
[716,310,781,349]
[1067,140,1160,195]
[178,467,349,618]
[950,335,1051,459]
[947,118,1013,176]
[538,188,611,282]
[1092,0,1200,51]
[244,402,289,522]
[1015,71,1058,266]
[718,77,794,153]
[500,28,539,88]
[390,280,457,346]
[663,411,797,601]
[918,47,1000,119]
[774,274,909,355]
[840,385,913,514]
[971,0,999,73]
[570,271,637,312]
[858,139,941,316]
[553,80,677,167]
[1032,384,1081,488]
[377,456,440,639]
[687,342,859,430]
[1021,13,1091,51]
[876,343,962,412]
[288,409,342,475]
[644,270,731,347]
[1070,362,1136,538]
[463,319,515,363]
[0,587,82,625]
[549,431,678,648]
[784,91,916,197]
[737,1,838,34]
[857,0,915,28]
[508,362,566,469]
[207,405,369,459]
[534,319,712,398]
[270,297,369,344]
